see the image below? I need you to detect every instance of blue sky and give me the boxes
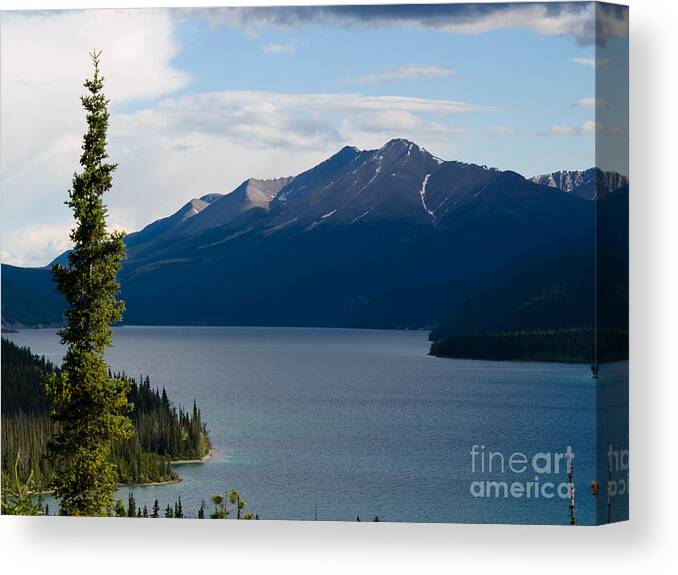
[167,13,599,168]
[0,3,629,266]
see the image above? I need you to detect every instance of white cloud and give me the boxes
[1,9,189,263]
[571,57,609,67]
[340,109,463,140]
[540,120,622,137]
[112,90,493,152]
[260,41,301,54]
[113,89,491,150]
[573,97,608,109]
[581,121,598,133]
[0,223,73,267]
[337,65,455,87]
[545,125,582,137]
[490,119,623,139]
[200,3,628,46]
[581,121,626,137]
[1,10,189,182]
[432,5,592,39]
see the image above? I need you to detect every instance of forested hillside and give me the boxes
[1,338,211,488]
[429,187,629,363]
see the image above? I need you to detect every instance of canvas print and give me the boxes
[0,2,628,524]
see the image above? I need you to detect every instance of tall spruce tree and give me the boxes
[127,492,137,518]
[43,51,131,516]
[152,498,160,518]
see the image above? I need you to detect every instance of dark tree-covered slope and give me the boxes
[1,338,211,487]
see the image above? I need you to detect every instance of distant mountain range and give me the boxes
[530,168,628,200]
[1,139,628,346]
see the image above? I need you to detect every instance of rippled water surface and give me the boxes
[8,326,625,524]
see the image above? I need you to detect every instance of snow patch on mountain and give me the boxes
[351,208,373,224]
[419,174,434,219]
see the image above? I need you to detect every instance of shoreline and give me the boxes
[171,448,215,465]
[34,475,184,495]
[124,477,182,488]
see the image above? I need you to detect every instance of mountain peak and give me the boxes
[182,198,210,219]
[378,138,422,157]
[338,145,360,153]
[241,176,295,203]
[179,176,296,236]
[381,137,418,150]
[375,138,439,165]
[329,145,363,163]
[199,193,223,203]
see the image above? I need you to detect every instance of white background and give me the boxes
[0,0,676,573]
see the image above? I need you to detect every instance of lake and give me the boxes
[4,326,627,524]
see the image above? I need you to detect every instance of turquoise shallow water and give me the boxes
[5,326,626,524]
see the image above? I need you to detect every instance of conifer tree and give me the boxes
[43,51,131,516]
[127,492,137,518]
[174,496,184,518]
[152,498,160,519]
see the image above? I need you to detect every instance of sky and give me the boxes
[0,3,629,267]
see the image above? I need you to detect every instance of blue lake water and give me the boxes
[5,326,627,524]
